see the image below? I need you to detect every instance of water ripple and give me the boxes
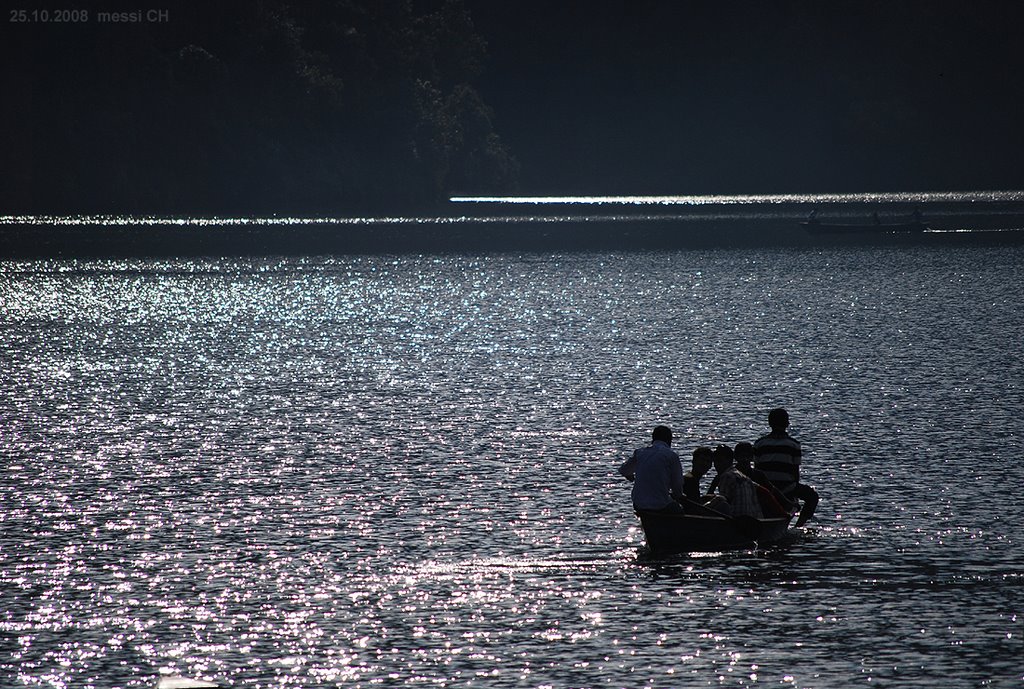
[2,248,1022,687]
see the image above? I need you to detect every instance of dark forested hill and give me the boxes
[4,1,1024,218]
[1,0,518,215]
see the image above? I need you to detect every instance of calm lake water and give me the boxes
[2,243,1022,688]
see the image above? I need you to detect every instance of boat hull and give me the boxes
[636,510,793,554]
[801,220,927,235]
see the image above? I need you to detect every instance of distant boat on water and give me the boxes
[801,209,928,235]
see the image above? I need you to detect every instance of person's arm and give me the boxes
[706,473,721,495]
[682,475,698,501]
[669,454,686,503]
[618,451,638,481]
[753,481,790,517]
[752,468,796,509]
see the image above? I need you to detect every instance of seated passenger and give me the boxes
[735,441,794,518]
[618,425,685,513]
[753,408,819,527]
[707,444,763,519]
[683,446,713,503]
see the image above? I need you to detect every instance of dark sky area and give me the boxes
[2,1,1023,215]
[469,0,1024,196]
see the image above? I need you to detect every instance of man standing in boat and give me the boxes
[753,408,819,527]
[618,425,685,513]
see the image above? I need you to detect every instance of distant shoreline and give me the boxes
[3,220,1022,259]
[4,195,1024,257]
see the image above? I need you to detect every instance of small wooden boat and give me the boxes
[801,212,928,235]
[635,510,794,554]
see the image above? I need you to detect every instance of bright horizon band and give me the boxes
[450,191,1024,205]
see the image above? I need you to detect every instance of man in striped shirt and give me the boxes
[753,408,819,527]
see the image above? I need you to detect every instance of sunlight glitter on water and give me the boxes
[0,214,459,226]
[450,190,1024,204]
[2,188,1024,229]
[2,249,1023,687]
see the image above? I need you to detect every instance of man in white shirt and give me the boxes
[618,425,685,513]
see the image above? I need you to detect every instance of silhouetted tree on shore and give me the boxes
[0,0,518,215]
